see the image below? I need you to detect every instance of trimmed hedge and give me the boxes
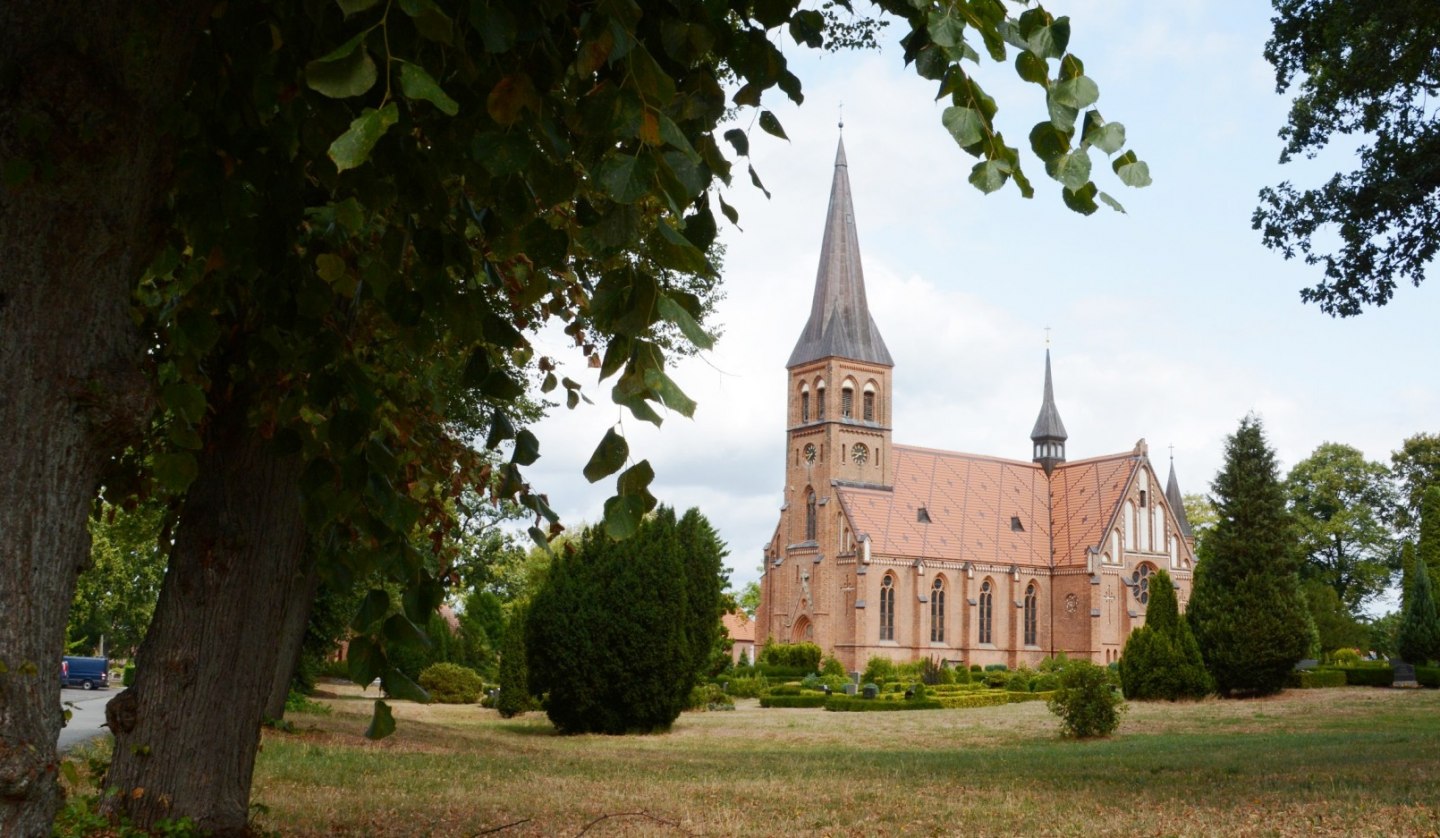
[1286,669,1347,689]
[759,694,828,708]
[1324,665,1395,687]
[1006,690,1055,703]
[1416,666,1440,688]
[754,665,817,679]
[929,683,989,694]
[934,691,1009,710]
[825,697,943,712]
[418,662,483,704]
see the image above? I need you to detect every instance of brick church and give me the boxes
[756,138,1197,671]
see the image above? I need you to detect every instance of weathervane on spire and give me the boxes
[838,101,844,132]
[1044,326,1051,347]
[1168,443,1175,461]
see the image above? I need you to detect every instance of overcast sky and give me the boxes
[518,1,1438,610]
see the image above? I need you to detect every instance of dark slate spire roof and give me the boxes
[1165,457,1194,538]
[1029,349,1068,443]
[787,138,894,369]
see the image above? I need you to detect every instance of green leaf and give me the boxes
[512,429,541,466]
[1052,75,1099,109]
[1112,151,1153,187]
[1014,51,1048,85]
[748,164,770,199]
[365,699,396,740]
[758,111,788,141]
[643,367,696,417]
[583,427,629,483]
[161,381,207,424]
[617,459,656,503]
[382,613,430,648]
[153,452,199,493]
[398,0,453,44]
[328,103,399,173]
[399,63,458,115]
[1028,121,1070,163]
[1048,149,1091,191]
[717,193,740,227]
[1027,18,1071,59]
[1081,111,1125,155]
[927,8,967,50]
[603,494,646,540]
[657,114,700,162]
[347,636,385,685]
[352,589,391,630]
[942,106,986,150]
[1098,191,1126,213]
[657,293,714,350]
[596,153,655,204]
[315,253,348,285]
[337,0,381,14]
[381,667,430,703]
[723,128,749,157]
[1062,182,1100,215]
[486,74,539,126]
[969,159,1009,194]
[305,45,377,99]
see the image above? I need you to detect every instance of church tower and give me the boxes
[784,136,894,549]
[1030,349,1067,475]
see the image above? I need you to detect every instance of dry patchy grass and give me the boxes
[249,684,1440,837]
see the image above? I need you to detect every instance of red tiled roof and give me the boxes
[837,445,1051,567]
[722,612,755,642]
[835,445,1140,568]
[1050,452,1140,567]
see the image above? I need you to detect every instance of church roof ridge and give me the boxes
[891,443,1038,469]
[786,136,894,369]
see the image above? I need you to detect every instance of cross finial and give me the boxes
[1169,443,1175,462]
[838,101,844,132]
[1044,326,1051,348]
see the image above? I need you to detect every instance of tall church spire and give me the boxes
[1030,349,1068,475]
[787,138,893,368]
[1165,455,1194,539]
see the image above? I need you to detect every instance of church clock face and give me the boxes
[803,444,817,463]
[851,443,868,465]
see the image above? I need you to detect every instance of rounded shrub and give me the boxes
[418,662,484,704]
[861,656,897,687]
[1047,660,1125,738]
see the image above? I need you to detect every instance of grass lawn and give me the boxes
[229,684,1440,836]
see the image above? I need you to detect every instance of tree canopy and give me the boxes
[1254,0,1440,315]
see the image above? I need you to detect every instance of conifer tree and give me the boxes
[526,507,725,734]
[1188,415,1313,696]
[1419,486,1440,589]
[677,508,729,691]
[495,606,531,719]
[1398,498,1440,665]
[1118,568,1212,700]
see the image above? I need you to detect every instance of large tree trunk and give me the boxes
[102,402,310,835]
[263,561,323,722]
[0,4,204,833]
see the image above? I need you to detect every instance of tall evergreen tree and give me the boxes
[1419,486,1440,590]
[1188,415,1313,696]
[527,507,724,734]
[1397,554,1440,665]
[1118,568,1212,700]
[495,606,531,718]
[677,508,729,689]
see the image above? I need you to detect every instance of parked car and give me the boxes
[62,656,109,690]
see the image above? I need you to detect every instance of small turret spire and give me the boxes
[1030,348,1068,475]
[787,136,893,368]
[1165,452,1194,539]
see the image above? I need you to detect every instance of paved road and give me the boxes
[59,687,117,753]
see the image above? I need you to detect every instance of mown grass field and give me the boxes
[227,684,1440,836]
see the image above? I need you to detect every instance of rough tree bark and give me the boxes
[101,395,312,835]
[263,562,322,722]
[0,4,204,833]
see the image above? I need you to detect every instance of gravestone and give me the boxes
[1392,660,1419,688]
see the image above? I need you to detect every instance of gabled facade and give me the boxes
[757,140,1197,670]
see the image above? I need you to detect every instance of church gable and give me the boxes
[1050,452,1137,567]
[835,445,1051,567]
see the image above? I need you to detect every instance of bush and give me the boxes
[983,663,1009,672]
[982,670,1010,689]
[1416,665,1440,688]
[496,608,533,718]
[1119,569,1213,701]
[933,691,1009,709]
[753,664,817,679]
[1005,670,1033,692]
[824,696,943,712]
[121,664,136,687]
[970,664,983,674]
[1285,669,1346,689]
[861,656,898,687]
[759,694,829,708]
[1037,653,1070,673]
[418,662,484,704]
[687,683,734,711]
[1329,648,1362,667]
[1007,691,1053,703]
[1047,661,1125,738]
[721,674,769,698]
[1328,665,1395,687]
[1032,673,1060,692]
[760,641,823,671]
[800,672,850,692]
[820,656,847,679]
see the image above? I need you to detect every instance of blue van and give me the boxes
[61,656,110,690]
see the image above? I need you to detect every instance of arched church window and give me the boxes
[1124,501,1136,550]
[979,579,994,644]
[1024,583,1038,646]
[816,382,826,420]
[863,382,877,422]
[930,577,946,642]
[800,383,810,422]
[880,574,896,641]
[841,384,854,418]
[805,489,817,541]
